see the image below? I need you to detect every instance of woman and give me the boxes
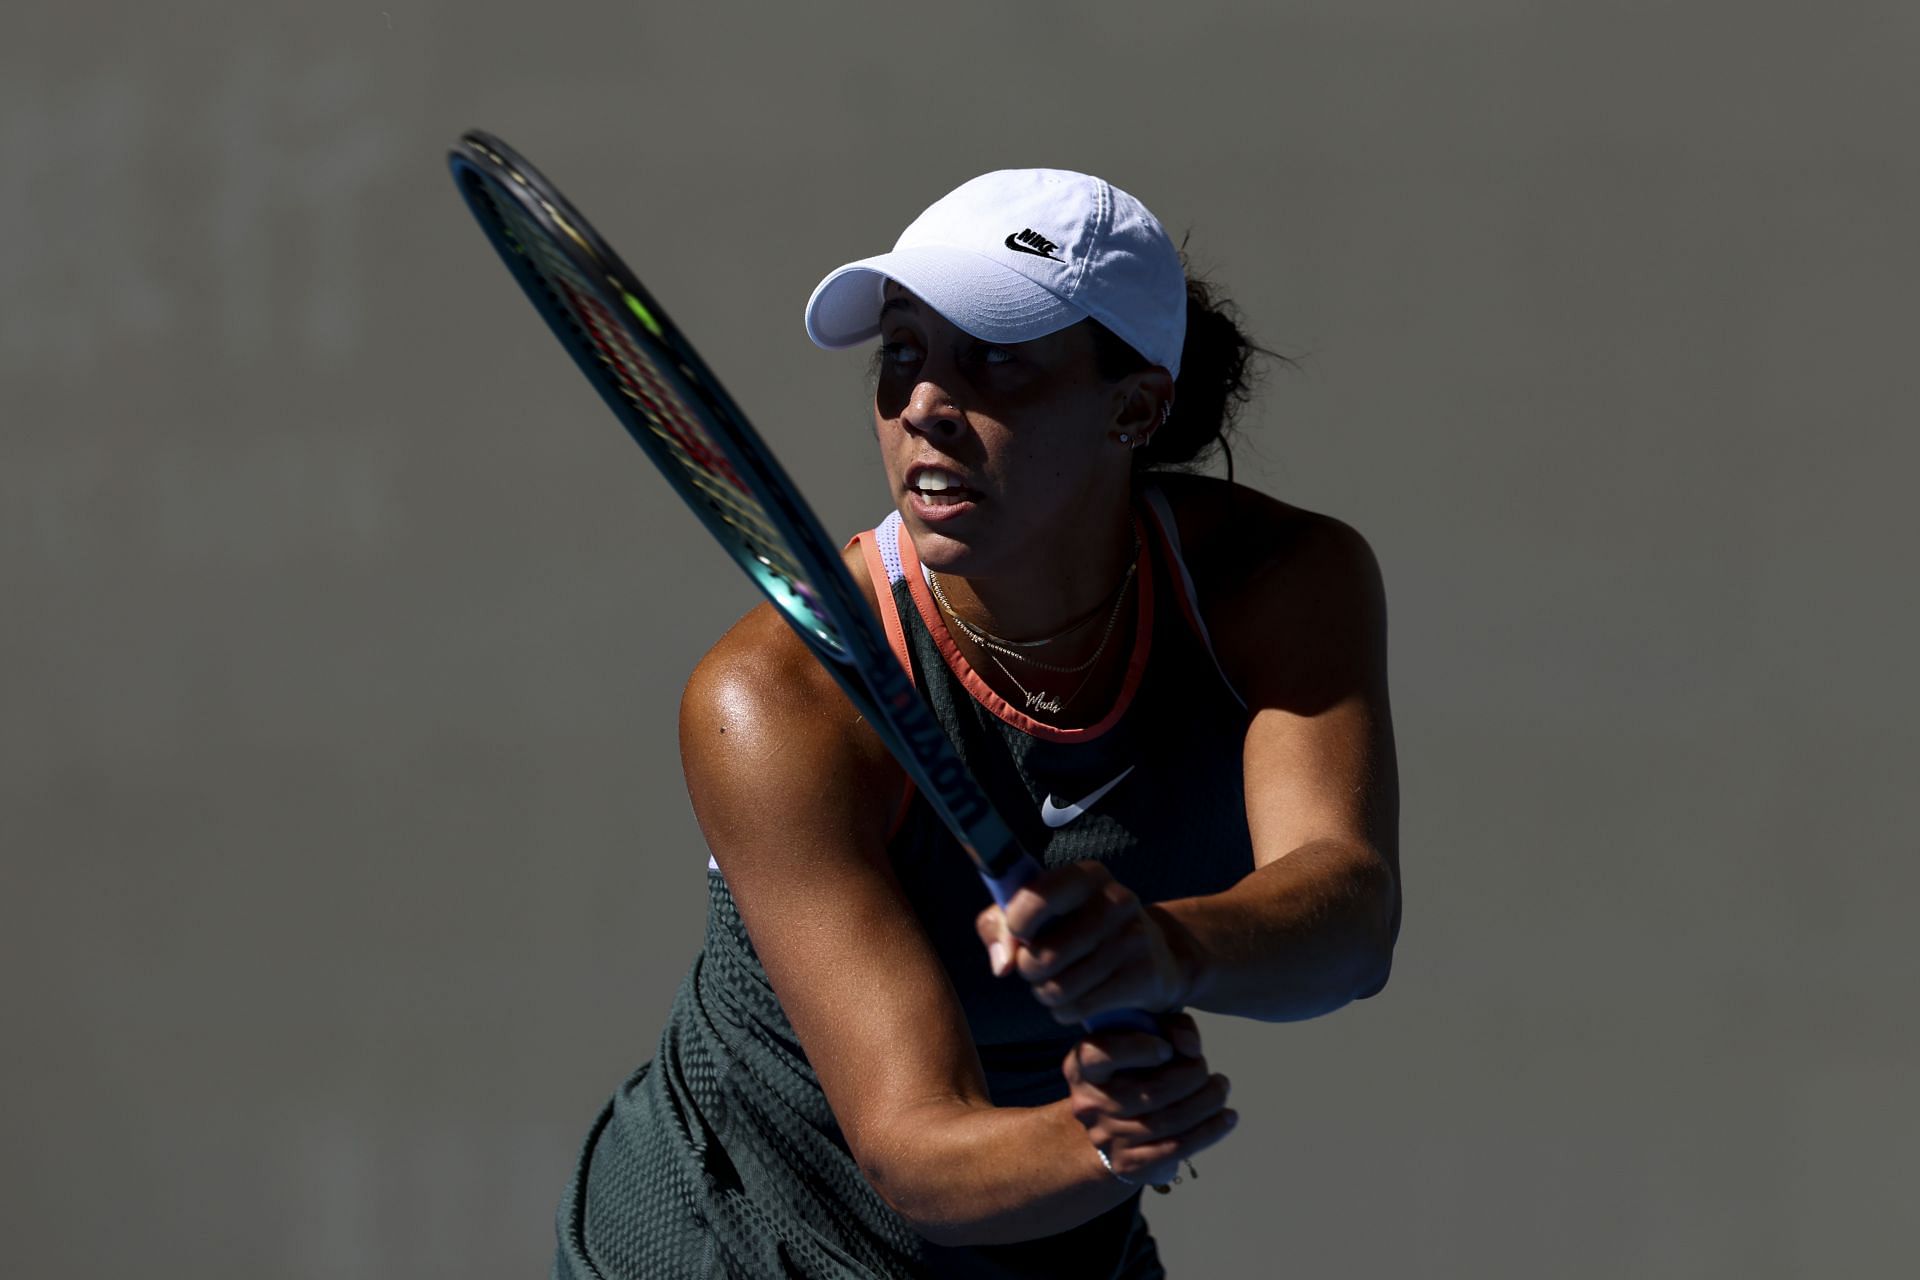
[554,169,1400,1279]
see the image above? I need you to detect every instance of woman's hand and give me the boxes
[975,859,1192,1023]
[1064,1015,1237,1188]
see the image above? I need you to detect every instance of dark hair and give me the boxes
[1087,261,1277,482]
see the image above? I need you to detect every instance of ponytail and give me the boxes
[1088,258,1279,482]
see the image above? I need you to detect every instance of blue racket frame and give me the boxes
[448,130,1154,1035]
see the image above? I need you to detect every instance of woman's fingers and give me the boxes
[1031,945,1134,1022]
[1097,1059,1215,1120]
[1102,1071,1231,1138]
[1066,1029,1226,1124]
[975,862,1131,979]
[976,865,1192,1018]
[1159,1012,1201,1058]
[1064,1016,1238,1187]
[1019,899,1132,986]
[1106,1107,1241,1187]
[1065,1021,1202,1083]
[998,860,1115,941]
[975,906,1014,976]
[1069,1057,1222,1133]
[977,897,1106,980]
[1064,1031,1174,1085]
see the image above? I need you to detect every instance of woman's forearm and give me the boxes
[1152,837,1399,1022]
[865,1096,1135,1248]
[866,841,1394,1243]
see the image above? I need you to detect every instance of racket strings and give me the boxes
[462,164,851,652]
[560,279,780,525]
[482,187,814,593]
[507,205,736,477]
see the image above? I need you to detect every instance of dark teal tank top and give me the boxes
[554,485,1255,1280]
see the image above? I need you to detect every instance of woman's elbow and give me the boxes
[858,1137,1036,1249]
[865,1177,978,1249]
[854,1122,977,1248]
[1351,872,1400,1000]
[1299,873,1399,1017]
[1351,937,1394,1001]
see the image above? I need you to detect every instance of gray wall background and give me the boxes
[5,2,1915,1276]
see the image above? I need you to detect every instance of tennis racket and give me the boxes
[447,130,1155,1037]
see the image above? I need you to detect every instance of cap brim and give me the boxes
[804,245,1084,351]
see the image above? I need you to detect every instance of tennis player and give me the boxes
[554,170,1400,1279]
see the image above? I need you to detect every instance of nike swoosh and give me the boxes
[1040,766,1135,829]
[1004,232,1062,261]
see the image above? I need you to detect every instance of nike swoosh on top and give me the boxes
[1039,766,1135,829]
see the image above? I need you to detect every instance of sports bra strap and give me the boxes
[875,509,907,585]
[1140,484,1247,710]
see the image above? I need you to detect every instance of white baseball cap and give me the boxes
[804,168,1187,380]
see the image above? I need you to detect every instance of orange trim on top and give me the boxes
[849,529,920,842]
[854,529,916,685]
[894,516,1155,744]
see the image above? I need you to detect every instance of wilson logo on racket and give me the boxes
[884,672,993,833]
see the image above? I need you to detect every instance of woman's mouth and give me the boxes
[905,466,981,520]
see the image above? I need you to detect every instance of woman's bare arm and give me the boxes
[973,479,1399,1026]
[1155,478,1400,1020]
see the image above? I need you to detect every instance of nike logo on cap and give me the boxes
[1039,766,1134,829]
[1004,228,1063,261]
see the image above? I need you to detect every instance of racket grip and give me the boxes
[1082,1006,1162,1034]
[979,858,1164,1038]
[980,856,1041,911]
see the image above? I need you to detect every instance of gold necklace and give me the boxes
[981,644,1115,719]
[925,532,1139,674]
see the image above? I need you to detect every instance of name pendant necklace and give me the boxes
[926,532,1139,720]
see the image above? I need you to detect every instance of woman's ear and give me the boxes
[1109,369,1174,447]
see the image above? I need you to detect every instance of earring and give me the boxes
[1117,432,1131,444]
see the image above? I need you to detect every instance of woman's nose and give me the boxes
[900,376,965,440]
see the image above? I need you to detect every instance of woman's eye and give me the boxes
[971,344,1014,366]
[880,341,922,367]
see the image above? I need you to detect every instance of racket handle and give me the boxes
[1082,1006,1162,1034]
[980,854,1041,912]
[980,858,1165,1038]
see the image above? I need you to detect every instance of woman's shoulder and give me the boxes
[683,599,836,723]
[1148,473,1386,686]
[679,545,903,817]
[1149,472,1377,590]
